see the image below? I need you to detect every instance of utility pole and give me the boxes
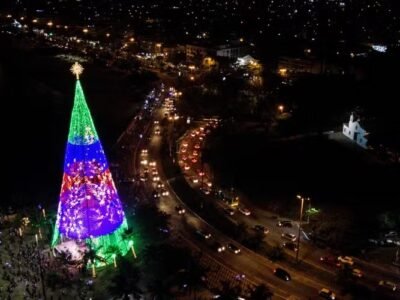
[296,195,304,263]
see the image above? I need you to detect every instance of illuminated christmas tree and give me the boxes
[52,63,133,265]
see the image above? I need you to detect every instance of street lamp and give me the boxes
[295,194,310,263]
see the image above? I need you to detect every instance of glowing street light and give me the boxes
[82,28,89,33]
[129,37,135,42]
[278,105,284,114]
[47,21,53,27]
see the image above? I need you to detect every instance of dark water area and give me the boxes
[1,35,150,209]
[206,131,400,215]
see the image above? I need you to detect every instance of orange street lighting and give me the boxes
[279,68,287,76]
[129,37,135,42]
[278,105,284,113]
[83,28,89,33]
[47,21,53,27]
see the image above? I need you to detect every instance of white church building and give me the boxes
[342,114,368,149]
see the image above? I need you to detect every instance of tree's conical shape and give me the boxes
[54,80,125,240]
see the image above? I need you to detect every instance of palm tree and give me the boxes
[104,245,122,259]
[108,256,142,300]
[147,279,173,300]
[249,284,273,300]
[81,245,107,269]
[216,280,243,300]
[56,249,73,265]
[183,256,208,299]
[121,227,135,241]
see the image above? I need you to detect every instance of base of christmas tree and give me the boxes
[52,218,133,267]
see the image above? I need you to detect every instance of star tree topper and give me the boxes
[70,62,84,79]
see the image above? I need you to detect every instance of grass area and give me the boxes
[206,128,399,213]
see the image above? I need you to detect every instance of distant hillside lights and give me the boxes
[342,114,368,149]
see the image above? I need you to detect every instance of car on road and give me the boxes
[152,190,160,199]
[253,225,269,235]
[337,256,354,266]
[140,174,148,182]
[273,268,291,281]
[196,230,212,240]
[320,256,341,268]
[200,187,211,195]
[277,220,292,228]
[319,288,336,299]
[160,189,169,196]
[158,226,170,234]
[384,231,398,238]
[378,280,397,291]
[213,242,226,253]
[223,207,235,216]
[281,233,297,242]
[175,206,186,214]
[227,243,241,254]
[351,268,363,278]
[282,242,298,252]
[238,206,251,216]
